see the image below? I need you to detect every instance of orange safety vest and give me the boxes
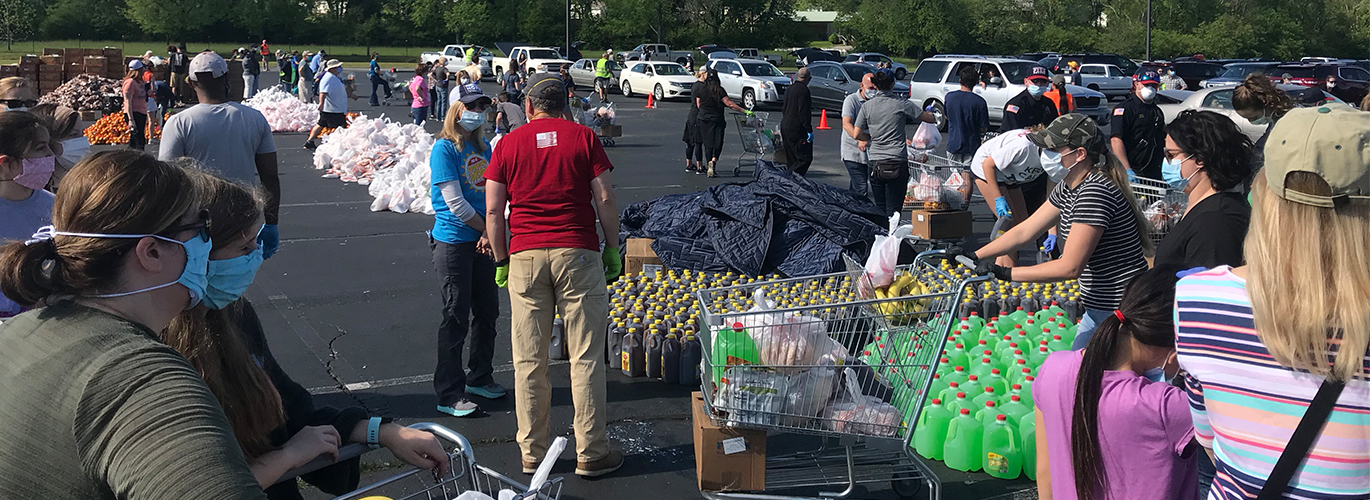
[1046,88,1075,114]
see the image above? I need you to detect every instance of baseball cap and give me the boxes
[1262,106,1370,208]
[1027,113,1098,150]
[527,72,565,98]
[1025,65,1050,82]
[128,59,145,70]
[1135,71,1161,85]
[457,83,491,104]
[324,59,344,71]
[186,52,228,81]
[1051,74,1066,87]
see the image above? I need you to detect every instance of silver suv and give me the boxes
[906,55,1110,130]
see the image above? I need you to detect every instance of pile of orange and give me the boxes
[84,112,168,145]
[319,112,361,137]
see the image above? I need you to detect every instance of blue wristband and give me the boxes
[366,417,382,449]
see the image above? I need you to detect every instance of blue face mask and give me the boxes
[1161,154,1200,191]
[27,226,213,309]
[1249,112,1271,126]
[458,110,485,132]
[1027,84,1048,97]
[204,247,264,309]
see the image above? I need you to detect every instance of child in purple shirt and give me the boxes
[1033,266,1198,500]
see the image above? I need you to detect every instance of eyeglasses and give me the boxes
[160,209,212,242]
[1163,148,1190,161]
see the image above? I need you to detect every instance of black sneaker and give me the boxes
[303,140,317,150]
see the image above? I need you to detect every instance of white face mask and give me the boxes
[1138,86,1157,102]
[60,137,91,166]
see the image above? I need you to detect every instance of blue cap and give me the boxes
[1135,71,1161,85]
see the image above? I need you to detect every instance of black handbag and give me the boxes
[1255,377,1346,499]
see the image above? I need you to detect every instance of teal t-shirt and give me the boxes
[429,138,491,244]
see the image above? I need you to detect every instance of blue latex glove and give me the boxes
[1176,266,1207,279]
[1127,169,1139,183]
[806,132,813,143]
[1043,234,1058,253]
[993,196,1012,219]
[258,224,280,259]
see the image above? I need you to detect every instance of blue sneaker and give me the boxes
[466,383,507,399]
[436,399,479,417]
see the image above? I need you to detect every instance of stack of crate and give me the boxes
[17,55,39,86]
[102,47,124,80]
[0,64,15,78]
[63,48,84,80]
[37,54,63,95]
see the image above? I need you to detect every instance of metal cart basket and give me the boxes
[905,152,974,212]
[733,111,776,177]
[1129,176,1187,246]
[284,423,564,500]
[695,251,991,499]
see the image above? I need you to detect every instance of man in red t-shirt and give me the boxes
[484,73,624,478]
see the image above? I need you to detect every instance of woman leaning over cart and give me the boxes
[953,113,1150,350]
[162,172,449,498]
[1175,105,1370,500]
[0,150,266,499]
[695,68,753,178]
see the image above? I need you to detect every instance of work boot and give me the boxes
[522,460,540,474]
[575,450,624,477]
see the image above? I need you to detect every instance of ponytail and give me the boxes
[1086,137,1154,256]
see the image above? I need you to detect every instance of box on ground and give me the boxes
[600,124,622,137]
[692,392,766,492]
[0,65,16,77]
[625,238,663,276]
[908,209,971,240]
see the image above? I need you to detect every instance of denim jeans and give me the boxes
[243,74,258,100]
[370,76,392,105]
[844,160,870,199]
[434,84,450,120]
[1072,307,1112,349]
[413,106,426,126]
[869,160,909,217]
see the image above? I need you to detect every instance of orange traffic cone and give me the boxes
[645,93,655,108]
[816,109,831,130]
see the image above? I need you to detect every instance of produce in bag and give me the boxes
[862,214,912,291]
[734,289,849,372]
[910,121,941,149]
[823,368,902,437]
[714,366,788,427]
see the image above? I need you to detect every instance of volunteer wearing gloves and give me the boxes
[696,68,753,178]
[1153,110,1253,269]
[953,114,1151,349]
[428,87,505,418]
[970,126,1061,266]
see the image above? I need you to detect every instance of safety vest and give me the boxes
[465,48,476,62]
[596,58,612,78]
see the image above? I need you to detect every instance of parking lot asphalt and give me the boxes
[150,73,1035,500]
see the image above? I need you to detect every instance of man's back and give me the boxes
[498,102,527,131]
[945,90,988,156]
[485,118,612,254]
[159,102,275,184]
[781,82,811,133]
[854,93,916,161]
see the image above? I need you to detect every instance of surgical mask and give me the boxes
[26,226,212,309]
[458,110,485,132]
[862,89,877,99]
[1040,148,1069,182]
[1143,366,1166,382]
[1138,86,1157,102]
[203,247,264,309]
[5,155,55,190]
[1027,84,1048,97]
[1249,112,1272,126]
[1327,82,1337,89]
[61,137,91,166]
[1161,155,1200,191]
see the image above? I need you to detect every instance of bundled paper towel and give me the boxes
[244,87,320,133]
[311,114,437,215]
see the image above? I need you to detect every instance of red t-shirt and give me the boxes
[485,117,613,254]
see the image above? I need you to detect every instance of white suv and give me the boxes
[907,55,1110,130]
[707,59,791,109]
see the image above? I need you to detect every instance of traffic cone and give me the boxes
[816,109,831,130]
[645,93,655,108]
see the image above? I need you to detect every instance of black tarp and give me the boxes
[620,162,888,277]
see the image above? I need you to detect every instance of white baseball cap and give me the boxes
[128,59,145,70]
[187,52,229,81]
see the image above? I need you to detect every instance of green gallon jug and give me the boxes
[959,375,984,399]
[928,373,949,403]
[947,391,971,416]
[965,311,986,333]
[975,400,999,428]
[946,343,971,371]
[938,381,963,404]
[1047,334,1071,353]
[999,395,1032,432]
[1029,346,1050,367]
[943,365,970,388]
[712,322,759,387]
[971,388,999,414]
[1019,411,1037,480]
[984,368,1010,396]
[942,409,983,472]
[914,398,954,460]
[982,415,1022,479]
[969,356,996,380]
[1008,306,1029,326]
[1014,376,1035,408]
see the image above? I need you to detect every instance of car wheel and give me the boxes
[494,66,502,76]
[895,68,906,80]
[622,80,632,97]
[743,88,756,109]
[1088,84,1100,92]
[654,84,665,101]
[930,99,947,132]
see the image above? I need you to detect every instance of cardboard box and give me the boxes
[908,209,972,240]
[599,124,622,137]
[692,392,766,492]
[625,238,663,276]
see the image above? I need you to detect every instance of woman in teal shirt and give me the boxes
[429,86,502,418]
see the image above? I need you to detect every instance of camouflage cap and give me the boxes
[1027,113,1097,150]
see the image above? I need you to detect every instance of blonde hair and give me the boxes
[436,98,488,153]
[1246,173,1370,381]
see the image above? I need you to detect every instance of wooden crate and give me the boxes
[79,110,101,121]
[39,54,62,66]
[43,48,63,56]
[0,65,16,77]
[102,47,123,60]
[64,48,83,62]
[66,62,83,80]
[19,54,38,65]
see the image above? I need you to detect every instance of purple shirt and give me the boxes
[1034,350,1198,500]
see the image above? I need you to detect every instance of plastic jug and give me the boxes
[982,415,1022,479]
[996,343,1020,370]
[972,388,999,414]
[981,297,1001,319]
[959,375,984,399]
[914,398,954,461]
[1047,301,1066,319]
[1011,365,1034,388]
[622,328,645,377]
[938,382,963,406]
[936,356,954,376]
[712,322,759,386]
[969,357,996,380]
[1033,305,1055,326]
[662,333,681,384]
[943,409,983,472]
[928,373,948,402]
[981,328,1001,352]
[946,343,971,371]
[975,400,1000,428]
[984,368,1009,396]
[1019,411,1037,480]
[608,322,626,369]
[1014,376,1035,407]
[1047,334,1070,353]
[1060,322,1078,345]
[965,311,986,332]
[646,332,664,379]
[550,315,568,361]
[999,395,1032,432]
[1029,346,1049,367]
[943,366,970,387]
[947,391,971,416]
[1021,296,1039,317]
[1009,307,1029,327]
[680,334,702,386]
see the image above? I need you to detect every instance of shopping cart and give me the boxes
[578,101,620,146]
[278,423,564,500]
[696,250,991,500]
[905,151,974,213]
[1129,176,1187,246]
[733,111,777,177]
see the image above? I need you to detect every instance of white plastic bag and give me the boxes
[910,121,941,150]
[823,368,902,437]
[716,366,788,426]
[863,214,913,290]
[783,363,838,426]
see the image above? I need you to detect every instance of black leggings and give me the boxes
[128,112,147,151]
[700,118,725,162]
[685,142,703,162]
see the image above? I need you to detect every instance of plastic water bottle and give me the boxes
[972,388,1000,415]
[549,315,568,361]
[982,415,1022,479]
[914,398,954,460]
[662,333,681,384]
[999,395,1032,433]
[680,334,702,386]
[942,409,983,472]
[1019,411,1037,480]
[712,322,758,386]
[985,368,1009,396]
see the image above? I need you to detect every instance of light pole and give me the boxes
[1145,0,1152,61]
[566,0,571,59]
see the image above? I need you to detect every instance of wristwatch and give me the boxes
[365,417,394,449]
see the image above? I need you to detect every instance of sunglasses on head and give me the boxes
[0,99,37,109]
[160,209,212,242]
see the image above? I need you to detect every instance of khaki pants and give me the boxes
[508,247,609,463]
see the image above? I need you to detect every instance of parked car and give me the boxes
[734,48,782,66]
[907,55,1110,130]
[568,58,621,90]
[619,61,696,100]
[1138,61,1225,90]
[1267,63,1370,104]
[493,46,574,76]
[791,47,843,67]
[1050,53,1139,77]
[803,61,910,111]
[844,52,909,80]
[420,44,495,77]
[615,44,693,65]
[1020,52,1059,62]
[707,50,738,60]
[1201,62,1284,88]
[698,45,733,56]
[706,58,791,109]
[1155,84,1352,142]
[1073,63,1133,98]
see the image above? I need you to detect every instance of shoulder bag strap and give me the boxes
[1256,378,1346,500]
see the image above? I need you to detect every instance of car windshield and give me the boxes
[1220,64,1276,79]
[843,65,873,81]
[526,49,560,60]
[998,62,1039,84]
[654,64,689,76]
[743,62,784,77]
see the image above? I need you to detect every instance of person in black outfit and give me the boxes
[695,68,752,177]
[999,65,1058,132]
[682,68,707,173]
[780,67,814,175]
[1111,71,1167,180]
[1154,110,1253,269]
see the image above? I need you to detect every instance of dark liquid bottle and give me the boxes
[982,296,1001,319]
[549,315,568,361]
[662,333,681,384]
[608,322,626,369]
[622,328,646,377]
[646,331,664,379]
[680,334,702,386]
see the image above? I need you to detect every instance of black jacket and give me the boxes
[780,81,812,136]
[999,90,1058,132]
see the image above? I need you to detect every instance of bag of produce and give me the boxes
[823,368,902,437]
[862,214,912,290]
[910,121,941,150]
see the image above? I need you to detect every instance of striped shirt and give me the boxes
[1047,171,1147,310]
[1175,267,1370,499]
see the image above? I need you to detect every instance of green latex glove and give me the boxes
[602,247,623,281]
[495,264,509,288]
[744,110,756,117]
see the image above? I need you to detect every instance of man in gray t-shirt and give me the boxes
[841,72,875,199]
[853,70,935,216]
